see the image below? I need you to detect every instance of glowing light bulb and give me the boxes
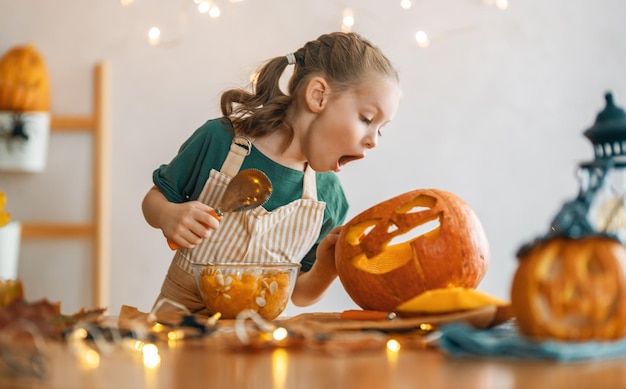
[386,339,401,353]
[148,27,161,46]
[119,0,133,6]
[209,6,221,18]
[343,15,355,27]
[198,1,211,13]
[272,327,289,341]
[71,328,88,340]
[69,328,101,370]
[84,349,101,368]
[142,343,161,368]
[400,0,412,10]
[342,8,354,32]
[167,329,186,341]
[126,339,145,352]
[415,30,430,48]
[495,0,509,10]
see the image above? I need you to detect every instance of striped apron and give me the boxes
[153,136,326,313]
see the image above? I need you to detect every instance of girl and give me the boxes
[142,31,401,313]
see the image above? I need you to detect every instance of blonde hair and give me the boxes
[220,32,399,137]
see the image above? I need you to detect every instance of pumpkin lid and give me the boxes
[583,92,626,159]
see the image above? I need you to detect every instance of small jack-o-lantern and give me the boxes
[512,236,626,341]
[0,44,50,112]
[336,189,490,312]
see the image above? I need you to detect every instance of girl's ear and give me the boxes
[305,76,329,113]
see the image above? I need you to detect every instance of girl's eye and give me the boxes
[377,129,383,137]
[361,116,373,125]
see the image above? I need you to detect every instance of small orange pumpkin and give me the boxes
[335,189,490,312]
[0,44,50,112]
[511,236,626,341]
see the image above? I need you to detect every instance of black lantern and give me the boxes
[519,92,626,254]
[580,92,626,242]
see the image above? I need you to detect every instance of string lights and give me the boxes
[120,0,509,48]
[341,8,355,33]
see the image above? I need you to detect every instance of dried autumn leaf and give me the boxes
[0,279,23,308]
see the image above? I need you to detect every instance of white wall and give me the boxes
[1,0,625,317]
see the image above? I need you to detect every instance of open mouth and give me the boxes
[338,154,364,168]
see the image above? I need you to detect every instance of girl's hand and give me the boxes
[291,225,343,307]
[316,225,343,276]
[162,201,220,249]
[142,186,220,250]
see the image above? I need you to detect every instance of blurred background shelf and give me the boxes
[21,62,110,308]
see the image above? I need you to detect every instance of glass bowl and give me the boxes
[191,262,300,320]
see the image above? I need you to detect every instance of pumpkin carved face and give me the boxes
[511,237,626,341]
[0,44,50,112]
[335,189,490,312]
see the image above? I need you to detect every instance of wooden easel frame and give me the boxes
[21,62,110,308]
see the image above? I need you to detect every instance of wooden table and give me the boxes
[1,316,626,389]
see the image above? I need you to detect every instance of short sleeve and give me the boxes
[152,119,232,203]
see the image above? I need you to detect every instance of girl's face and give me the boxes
[303,75,401,173]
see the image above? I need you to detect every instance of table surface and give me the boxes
[2,315,626,389]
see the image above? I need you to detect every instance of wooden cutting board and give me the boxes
[281,305,513,334]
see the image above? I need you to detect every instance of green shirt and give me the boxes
[153,118,349,271]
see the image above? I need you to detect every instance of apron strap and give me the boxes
[220,135,252,177]
[221,135,318,202]
[302,164,318,201]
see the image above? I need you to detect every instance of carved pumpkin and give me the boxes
[511,236,626,341]
[335,189,490,312]
[0,44,50,112]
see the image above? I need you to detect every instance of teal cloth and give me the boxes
[438,322,626,362]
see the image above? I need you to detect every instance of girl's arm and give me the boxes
[142,186,219,249]
[290,225,343,306]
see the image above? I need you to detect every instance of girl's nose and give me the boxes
[364,132,378,149]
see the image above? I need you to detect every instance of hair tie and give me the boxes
[285,53,296,65]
